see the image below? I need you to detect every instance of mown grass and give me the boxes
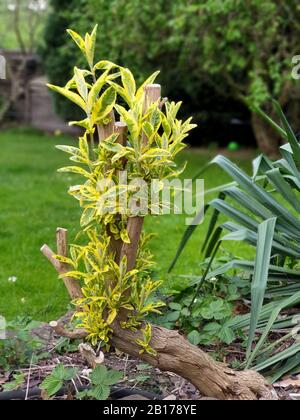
[0,128,256,321]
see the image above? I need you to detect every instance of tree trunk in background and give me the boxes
[251,112,281,158]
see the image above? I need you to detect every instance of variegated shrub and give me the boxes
[48,25,196,351]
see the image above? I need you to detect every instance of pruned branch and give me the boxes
[49,320,86,340]
[78,343,105,368]
[41,228,83,300]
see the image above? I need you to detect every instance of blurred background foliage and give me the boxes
[40,0,300,153]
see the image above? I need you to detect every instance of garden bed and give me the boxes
[1,321,300,400]
[0,322,201,400]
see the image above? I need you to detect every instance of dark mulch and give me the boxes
[1,322,300,400]
[0,323,200,400]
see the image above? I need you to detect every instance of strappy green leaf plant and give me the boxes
[170,101,300,380]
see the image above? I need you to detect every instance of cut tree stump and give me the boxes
[48,315,277,400]
[111,323,277,400]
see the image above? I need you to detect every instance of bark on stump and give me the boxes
[49,317,277,401]
[111,323,277,400]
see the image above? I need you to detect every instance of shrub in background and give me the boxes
[41,0,300,152]
[40,0,251,147]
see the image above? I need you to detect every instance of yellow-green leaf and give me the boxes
[92,87,116,122]
[121,67,136,101]
[69,119,91,130]
[80,207,95,227]
[145,347,157,356]
[74,67,88,101]
[107,81,132,106]
[120,229,130,244]
[115,105,139,139]
[140,149,170,160]
[79,135,89,158]
[122,304,135,311]
[59,271,84,280]
[53,255,75,267]
[107,309,117,325]
[55,145,80,155]
[85,26,98,68]
[136,71,160,100]
[93,60,118,71]
[47,84,86,111]
[67,29,85,54]
[57,166,92,178]
[142,122,154,140]
[87,69,110,112]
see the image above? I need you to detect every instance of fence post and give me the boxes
[0,315,6,340]
[0,55,6,79]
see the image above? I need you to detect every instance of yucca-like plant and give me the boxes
[170,101,300,381]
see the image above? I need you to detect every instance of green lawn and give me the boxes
[0,128,256,321]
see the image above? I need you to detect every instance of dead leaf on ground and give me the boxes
[163,395,176,400]
[274,374,300,389]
